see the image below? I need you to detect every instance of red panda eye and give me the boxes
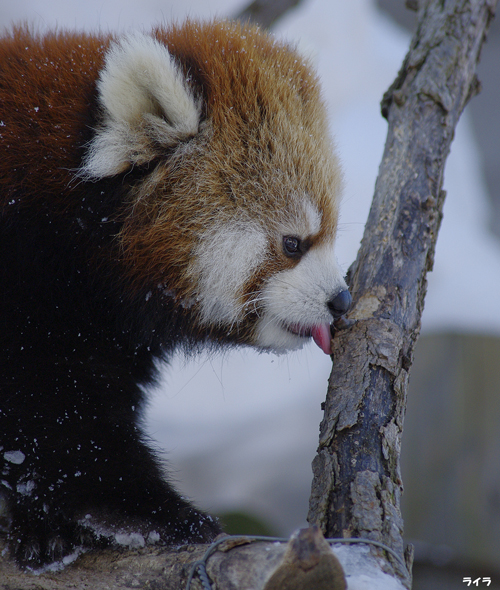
[283,236,302,258]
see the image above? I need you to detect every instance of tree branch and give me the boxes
[234,0,305,29]
[308,0,498,585]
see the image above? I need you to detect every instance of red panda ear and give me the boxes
[80,33,201,180]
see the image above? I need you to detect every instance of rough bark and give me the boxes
[0,542,205,590]
[307,0,498,585]
[0,533,349,590]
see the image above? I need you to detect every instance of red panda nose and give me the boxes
[327,289,352,319]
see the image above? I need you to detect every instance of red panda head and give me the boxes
[80,20,349,355]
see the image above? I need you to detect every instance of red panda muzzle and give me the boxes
[328,289,352,319]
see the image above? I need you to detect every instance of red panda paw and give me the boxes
[8,519,106,569]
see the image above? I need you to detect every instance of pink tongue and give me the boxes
[311,324,333,355]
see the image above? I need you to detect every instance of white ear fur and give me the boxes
[81,33,201,179]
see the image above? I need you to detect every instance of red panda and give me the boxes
[0,20,350,566]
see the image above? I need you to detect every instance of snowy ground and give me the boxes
[4,0,500,569]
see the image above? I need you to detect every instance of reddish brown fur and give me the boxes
[119,21,341,298]
[0,22,340,312]
[0,28,109,209]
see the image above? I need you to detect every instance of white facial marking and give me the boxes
[190,220,268,327]
[80,33,200,179]
[254,239,347,352]
[276,196,322,238]
[303,198,322,236]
